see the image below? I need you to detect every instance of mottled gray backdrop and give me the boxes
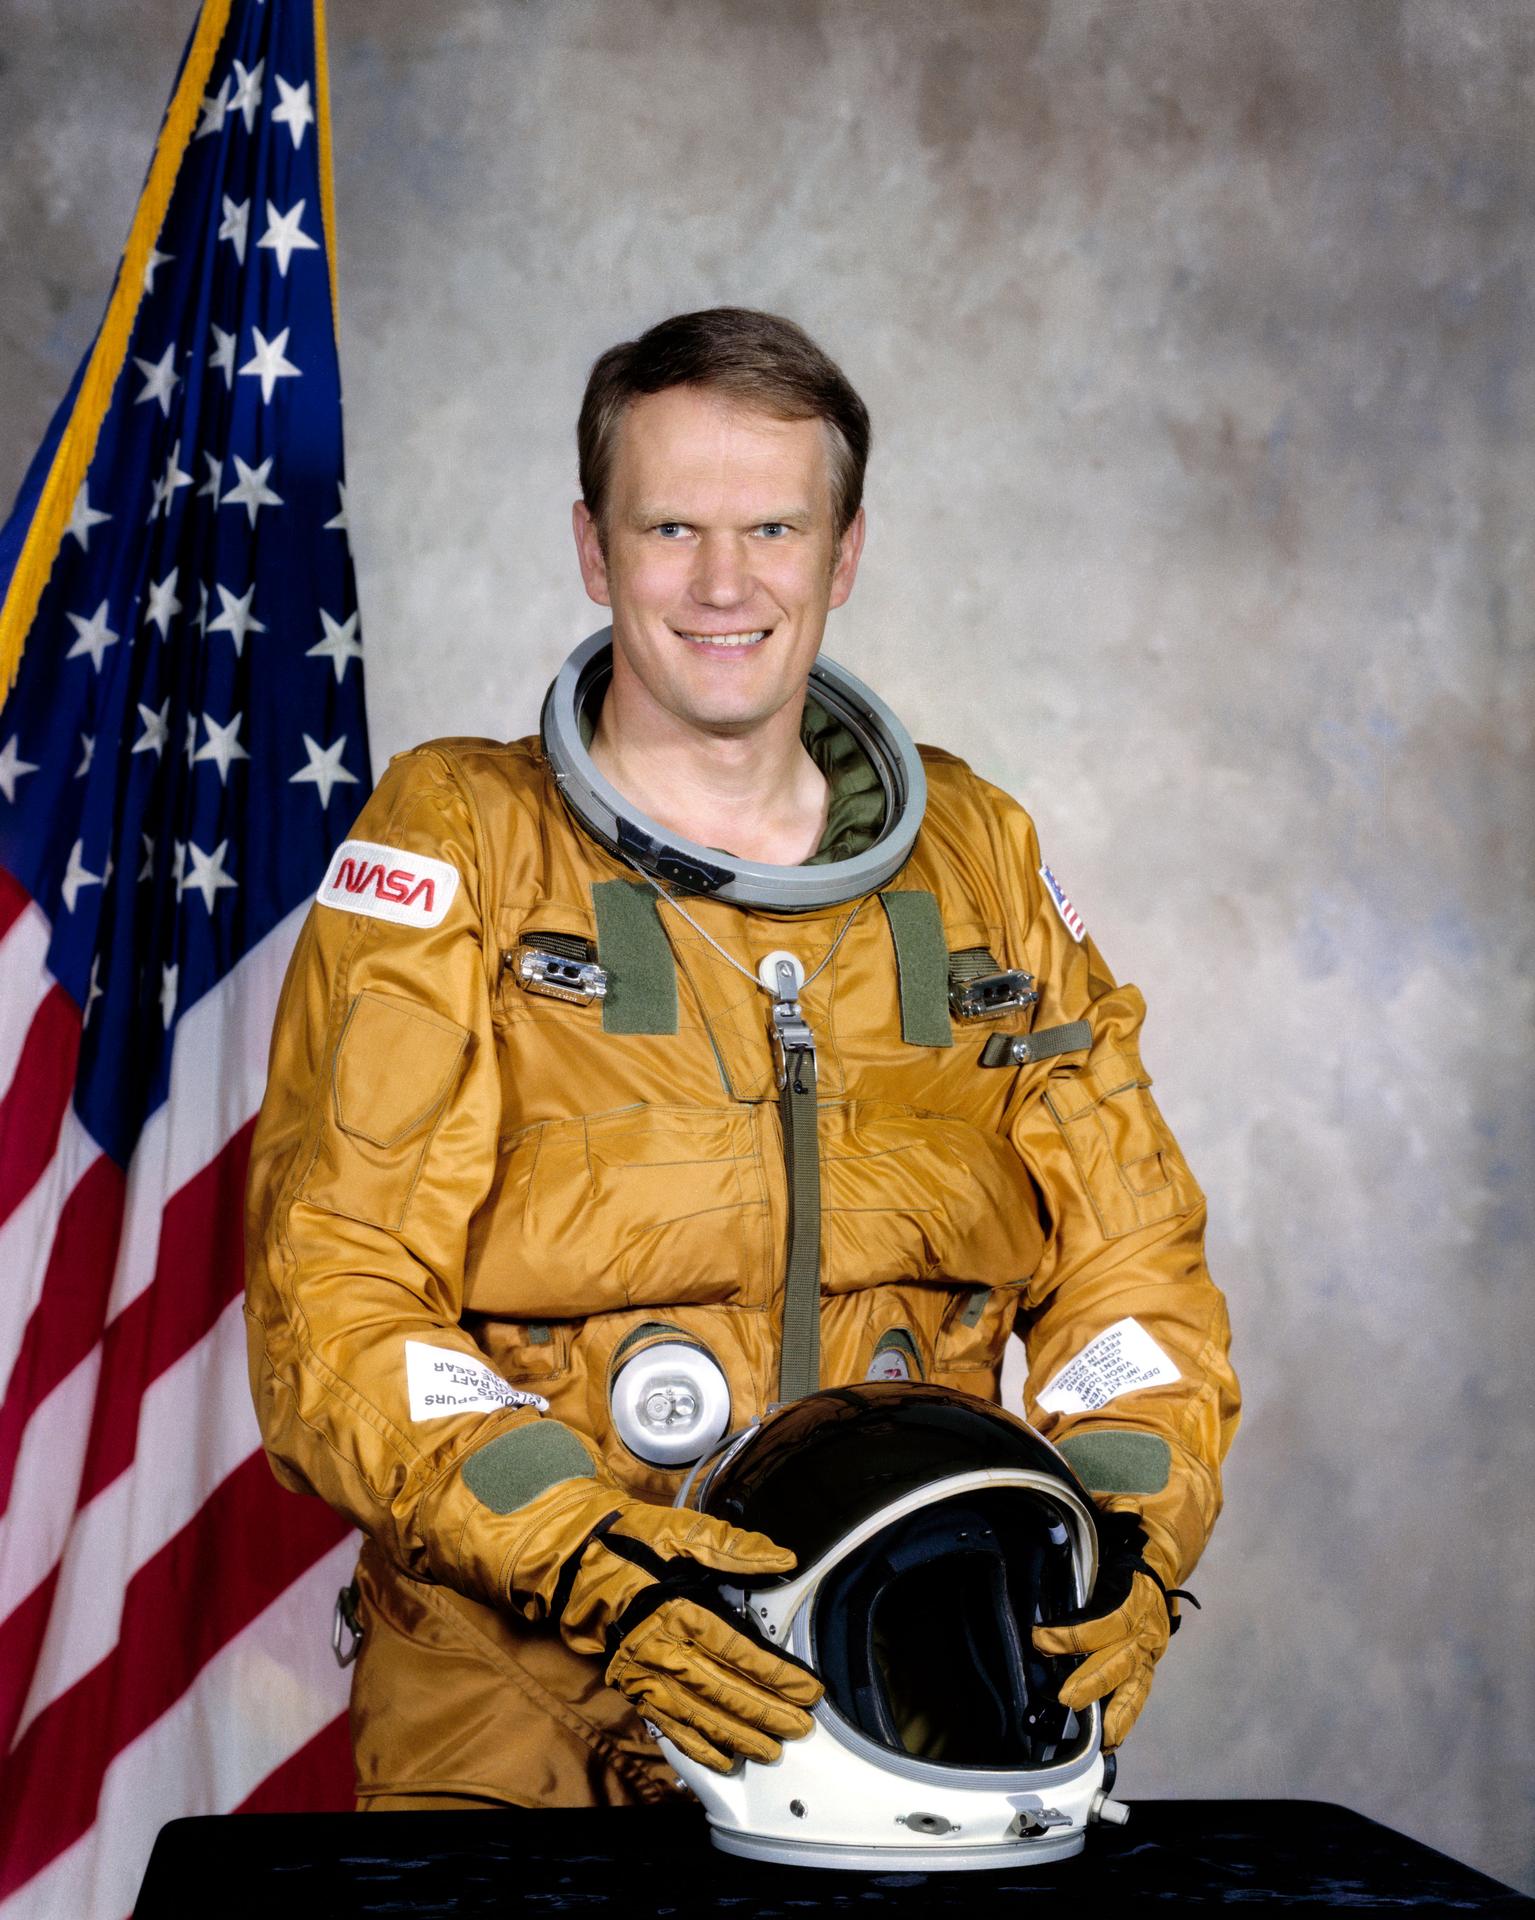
[3,0,1531,1893]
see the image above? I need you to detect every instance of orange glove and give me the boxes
[518,1484,823,1774]
[1031,1510,1196,1750]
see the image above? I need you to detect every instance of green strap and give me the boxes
[879,890,953,1048]
[590,880,678,1035]
[957,1286,991,1329]
[980,1020,1092,1067]
[777,1047,822,1402]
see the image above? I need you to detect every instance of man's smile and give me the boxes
[674,628,769,650]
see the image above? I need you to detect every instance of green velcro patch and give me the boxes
[1056,1430,1172,1496]
[461,1422,598,1515]
[591,880,678,1035]
[879,890,954,1048]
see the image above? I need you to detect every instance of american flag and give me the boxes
[0,2,368,1911]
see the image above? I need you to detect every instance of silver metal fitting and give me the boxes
[611,1341,732,1467]
[517,946,609,1006]
[949,969,1038,1021]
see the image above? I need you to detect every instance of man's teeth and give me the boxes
[678,630,766,648]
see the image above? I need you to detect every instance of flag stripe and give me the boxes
[0,1452,350,1896]
[10,1292,256,1746]
[233,1708,352,1814]
[77,1119,253,1508]
[0,984,83,1232]
[0,1155,125,1515]
[0,901,305,1398]
[0,1567,58,1761]
[0,868,29,944]
[0,1538,356,1920]
[0,901,52,1095]
[0,1111,101,1395]
[0,1353,101,1626]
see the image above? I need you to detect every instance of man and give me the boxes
[245,307,1239,1810]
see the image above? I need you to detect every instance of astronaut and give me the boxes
[244,306,1240,1811]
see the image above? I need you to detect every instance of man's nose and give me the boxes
[691,532,751,607]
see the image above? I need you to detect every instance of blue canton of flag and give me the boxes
[0,4,368,1913]
[0,0,368,1167]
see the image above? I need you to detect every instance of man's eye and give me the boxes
[654,522,688,539]
[756,522,790,538]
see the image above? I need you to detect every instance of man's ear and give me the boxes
[828,506,866,609]
[572,500,611,606]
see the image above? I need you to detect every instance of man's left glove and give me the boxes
[1031,1509,1196,1750]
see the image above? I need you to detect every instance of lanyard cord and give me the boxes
[617,851,870,1000]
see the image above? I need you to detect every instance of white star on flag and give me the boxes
[132,343,179,415]
[323,482,349,532]
[221,454,283,527]
[61,839,102,913]
[290,733,360,808]
[195,580,210,636]
[207,582,267,656]
[194,77,230,139]
[139,833,156,882]
[239,326,301,404]
[144,568,183,638]
[306,608,363,682]
[132,697,172,759]
[193,711,251,784]
[66,599,119,672]
[84,954,104,1027]
[160,962,178,1030]
[209,324,237,389]
[75,732,95,779]
[0,735,39,803]
[183,838,238,913]
[271,74,315,148]
[143,245,173,292]
[198,452,223,501]
[257,198,319,277]
[219,193,250,263]
[148,439,193,521]
[172,839,188,896]
[228,57,265,132]
[66,482,111,551]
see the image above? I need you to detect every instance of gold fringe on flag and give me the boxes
[0,0,234,703]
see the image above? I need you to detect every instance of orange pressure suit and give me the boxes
[244,726,1240,1809]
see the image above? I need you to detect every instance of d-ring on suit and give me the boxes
[243,629,1241,1809]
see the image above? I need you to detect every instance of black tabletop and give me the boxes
[133,1800,1533,1917]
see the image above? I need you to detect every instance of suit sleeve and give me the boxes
[243,745,608,1610]
[987,789,1241,1587]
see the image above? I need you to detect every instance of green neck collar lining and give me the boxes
[576,694,887,868]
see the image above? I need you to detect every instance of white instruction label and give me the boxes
[1037,1317,1181,1415]
[405,1340,549,1420]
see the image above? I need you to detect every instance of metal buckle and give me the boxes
[949,968,1039,1021]
[332,1584,363,1668]
[516,946,609,1007]
[771,1000,816,1090]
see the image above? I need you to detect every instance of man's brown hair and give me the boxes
[578,307,872,539]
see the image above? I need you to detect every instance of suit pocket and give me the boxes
[1042,1047,1201,1240]
[301,990,471,1230]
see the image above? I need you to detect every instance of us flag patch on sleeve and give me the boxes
[1039,863,1087,942]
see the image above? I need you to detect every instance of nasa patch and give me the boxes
[1038,863,1086,943]
[317,839,459,928]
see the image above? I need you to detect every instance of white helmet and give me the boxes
[666,1381,1127,1870]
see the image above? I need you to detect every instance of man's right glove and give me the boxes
[1030,1508,1197,1750]
[497,1453,824,1774]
